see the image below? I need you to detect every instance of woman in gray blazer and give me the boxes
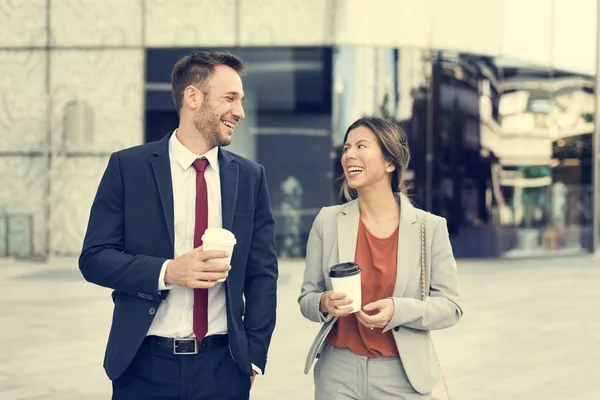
[298,117,462,399]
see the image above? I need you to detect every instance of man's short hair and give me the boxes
[171,50,246,114]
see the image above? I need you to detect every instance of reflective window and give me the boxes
[332,47,595,258]
[426,53,594,257]
[145,47,334,257]
[146,46,594,258]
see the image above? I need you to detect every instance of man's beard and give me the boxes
[193,101,231,148]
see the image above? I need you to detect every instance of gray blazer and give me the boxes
[298,195,462,395]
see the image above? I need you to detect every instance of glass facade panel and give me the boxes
[422,53,594,257]
[428,52,491,257]
[145,47,334,257]
[475,56,594,257]
[332,47,595,258]
[144,45,595,258]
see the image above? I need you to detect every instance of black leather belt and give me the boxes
[147,335,229,355]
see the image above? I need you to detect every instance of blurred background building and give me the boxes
[1,0,599,259]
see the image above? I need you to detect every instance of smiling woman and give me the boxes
[299,116,462,399]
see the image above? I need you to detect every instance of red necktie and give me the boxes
[192,158,209,341]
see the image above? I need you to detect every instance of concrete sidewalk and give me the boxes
[1,255,599,399]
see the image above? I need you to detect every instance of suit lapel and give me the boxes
[337,200,360,263]
[151,132,175,255]
[219,149,239,305]
[394,195,420,297]
[218,149,238,231]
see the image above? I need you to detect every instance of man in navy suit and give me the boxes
[79,50,278,400]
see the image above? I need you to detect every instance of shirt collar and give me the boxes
[169,129,220,172]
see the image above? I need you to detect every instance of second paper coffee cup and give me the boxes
[329,262,362,313]
[202,228,236,282]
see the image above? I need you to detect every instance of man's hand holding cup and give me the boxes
[164,246,231,289]
[165,228,237,288]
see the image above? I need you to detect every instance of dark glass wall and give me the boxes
[332,48,594,258]
[429,53,493,257]
[407,52,595,257]
[145,47,334,257]
[145,46,594,258]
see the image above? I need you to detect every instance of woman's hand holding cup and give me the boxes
[319,291,355,317]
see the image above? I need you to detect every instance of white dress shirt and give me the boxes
[148,130,227,338]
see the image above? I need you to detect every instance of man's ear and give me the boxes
[183,86,204,110]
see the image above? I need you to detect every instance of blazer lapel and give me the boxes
[394,194,420,297]
[218,149,238,231]
[151,132,175,255]
[337,200,360,263]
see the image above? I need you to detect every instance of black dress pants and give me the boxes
[112,336,251,400]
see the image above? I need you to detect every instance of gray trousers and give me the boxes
[314,345,431,400]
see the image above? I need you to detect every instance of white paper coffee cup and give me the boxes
[202,228,236,282]
[329,262,362,313]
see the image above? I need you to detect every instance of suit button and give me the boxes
[147,295,153,301]
[138,292,144,298]
[149,307,156,315]
[394,327,400,332]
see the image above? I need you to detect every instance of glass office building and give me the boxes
[145,47,335,258]
[144,47,595,258]
[1,1,597,259]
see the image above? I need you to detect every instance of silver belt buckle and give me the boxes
[173,338,198,355]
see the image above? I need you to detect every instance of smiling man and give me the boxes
[79,51,278,400]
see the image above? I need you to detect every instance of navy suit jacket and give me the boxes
[79,132,278,381]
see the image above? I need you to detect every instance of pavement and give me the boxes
[0,254,599,400]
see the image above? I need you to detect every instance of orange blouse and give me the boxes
[327,219,399,357]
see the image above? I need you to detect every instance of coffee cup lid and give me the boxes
[329,262,361,278]
[201,228,237,244]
